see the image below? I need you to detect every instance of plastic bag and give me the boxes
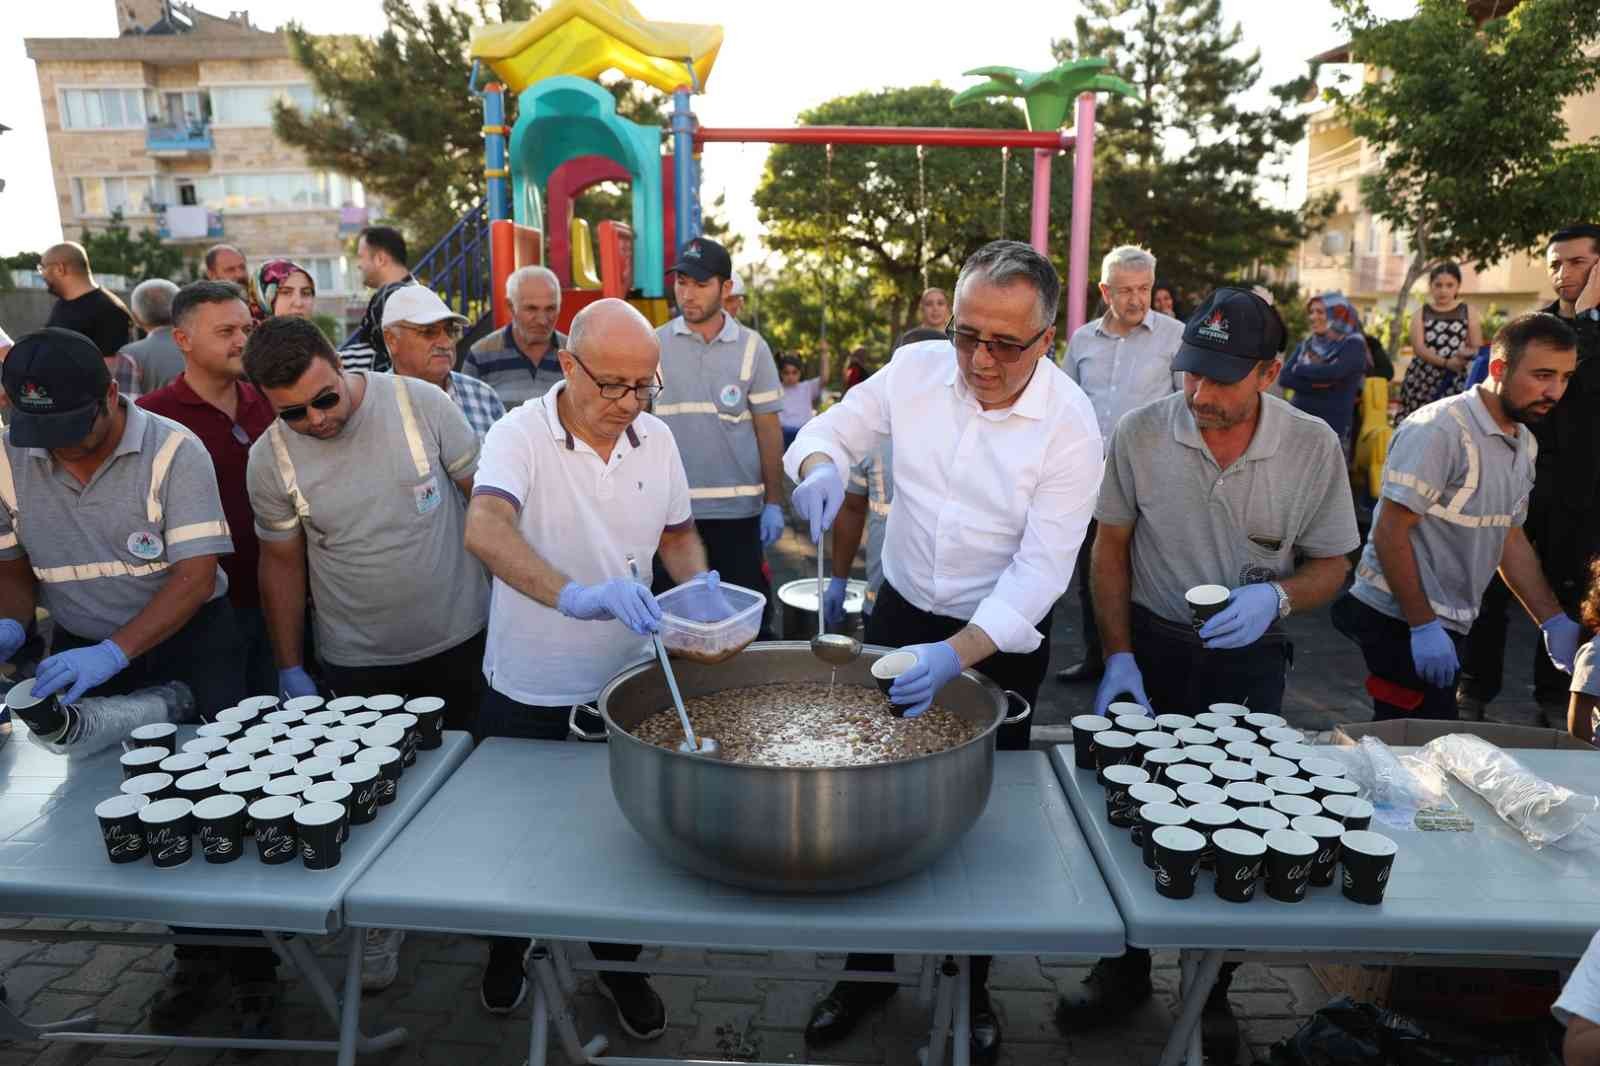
[1418,733,1599,851]
[24,682,195,758]
[1264,997,1561,1066]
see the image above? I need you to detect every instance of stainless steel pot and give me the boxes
[583,641,1030,892]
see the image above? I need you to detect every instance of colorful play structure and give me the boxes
[430,0,1131,339]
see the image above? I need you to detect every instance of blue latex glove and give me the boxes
[689,570,733,618]
[34,639,129,704]
[823,576,849,628]
[1093,652,1151,716]
[759,503,786,548]
[0,618,26,663]
[1199,583,1280,650]
[790,463,846,543]
[1409,620,1459,689]
[558,577,662,635]
[1540,613,1582,674]
[888,641,963,718]
[279,666,318,700]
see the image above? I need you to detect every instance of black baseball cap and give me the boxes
[1172,287,1288,384]
[3,328,111,449]
[670,237,732,282]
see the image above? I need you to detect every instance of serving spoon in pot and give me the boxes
[628,555,719,758]
[810,536,862,668]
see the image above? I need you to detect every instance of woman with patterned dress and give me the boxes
[1397,262,1482,420]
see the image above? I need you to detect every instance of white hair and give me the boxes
[1100,245,1157,285]
[131,278,179,327]
[506,265,561,306]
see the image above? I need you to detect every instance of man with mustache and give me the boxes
[1333,313,1583,722]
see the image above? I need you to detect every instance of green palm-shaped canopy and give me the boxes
[952,57,1139,131]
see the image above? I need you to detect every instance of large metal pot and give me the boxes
[584,642,1030,892]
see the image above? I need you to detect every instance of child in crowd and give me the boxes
[778,339,830,448]
[1566,557,1600,744]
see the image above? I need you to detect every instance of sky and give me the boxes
[0,0,1411,260]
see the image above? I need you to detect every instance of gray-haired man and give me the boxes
[463,265,567,409]
[122,279,186,393]
[1055,245,1185,683]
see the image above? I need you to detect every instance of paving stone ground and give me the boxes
[0,523,1554,1066]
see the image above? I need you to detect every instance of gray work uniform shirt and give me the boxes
[1061,310,1185,440]
[0,400,232,641]
[121,327,187,394]
[653,312,782,521]
[1351,388,1535,634]
[1096,392,1361,626]
[247,372,488,668]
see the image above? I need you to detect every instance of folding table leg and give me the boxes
[1158,949,1225,1066]
[335,929,364,1066]
[528,966,551,1066]
[916,954,936,1007]
[552,940,578,995]
[529,943,608,1063]
[919,956,958,1066]
[0,995,97,1041]
[952,956,971,1066]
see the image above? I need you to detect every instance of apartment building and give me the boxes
[24,0,372,318]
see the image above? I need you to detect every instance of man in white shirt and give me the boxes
[1556,930,1600,1065]
[1056,245,1185,683]
[786,240,1104,1065]
[463,298,712,1035]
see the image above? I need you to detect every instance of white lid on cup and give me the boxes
[1251,756,1298,779]
[245,722,289,740]
[1207,702,1250,717]
[1185,584,1229,607]
[1290,814,1344,840]
[1237,806,1289,834]
[269,738,314,759]
[1174,728,1217,746]
[1213,726,1256,745]
[1186,803,1238,830]
[363,694,404,713]
[293,800,344,828]
[1270,741,1317,761]
[176,769,224,792]
[214,706,254,723]
[181,736,229,756]
[303,780,352,805]
[1114,713,1156,733]
[130,722,178,740]
[283,695,325,714]
[192,794,246,820]
[159,752,208,775]
[121,771,173,796]
[306,710,345,728]
[1299,757,1347,779]
[343,710,383,728]
[1127,782,1176,806]
[1193,713,1233,731]
[1265,775,1314,797]
[325,696,366,714]
[138,797,193,825]
[1225,782,1275,806]
[325,725,365,744]
[1103,764,1150,787]
[1340,829,1398,857]
[1144,749,1186,769]
[1323,795,1375,821]
[1181,745,1225,765]
[263,708,305,725]
[1225,742,1270,762]
[1263,827,1317,856]
[1258,726,1303,744]
[1176,782,1227,807]
[1311,775,1360,796]
[249,794,300,820]
[238,695,281,712]
[1092,730,1135,751]
[378,712,417,730]
[251,754,298,776]
[1210,761,1254,783]
[295,757,339,778]
[355,745,400,767]
[1070,713,1112,732]
[1139,801,1190,827]
[5,678,45,710]
[1134,730,1179,750]
[1212,827,1265,856]
[334,761,380,784]
[227,735,274,757]
[263,774,312,797]
[221,771,270,794]
[1243,712,1287,730]
[1164,764,1212,786]
[315,740,360,762]
[1154,713,1197,731]
[404,696,445,714]
[1151,824,1206,852]
[197,722,243,739]
[121,747,167,769]
[95,794,149,819]
[1269,794,1322,819]
[287,724,325,742]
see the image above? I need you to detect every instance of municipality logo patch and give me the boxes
[18,382,51,409]
[1197,310,1230,343]
[127,531,164,560]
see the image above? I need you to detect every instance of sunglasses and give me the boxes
[943,320,1051,364]
[277,390,340,423]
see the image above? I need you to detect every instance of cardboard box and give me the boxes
[1310,962,1562,1022]
[1333,718,1597,752]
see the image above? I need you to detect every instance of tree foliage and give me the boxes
[1328,0,1600,331]
[79,212,191,283]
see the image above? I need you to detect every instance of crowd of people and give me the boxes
[1,218,1599,1062]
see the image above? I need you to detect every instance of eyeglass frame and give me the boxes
[562,348,664,404]
[943,318,1052,364]
[390,320,464,342]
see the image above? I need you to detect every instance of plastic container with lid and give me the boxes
[655,576,766,665]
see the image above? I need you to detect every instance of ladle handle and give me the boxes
[816,536,826,639]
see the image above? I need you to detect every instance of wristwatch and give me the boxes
[1269,581,1291,619]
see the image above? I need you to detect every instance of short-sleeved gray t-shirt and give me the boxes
[653,312,783,520]
[247,371,488,667]
[1350,389,1534,634]
[0,400,231,641]
[1096,392,1360,625]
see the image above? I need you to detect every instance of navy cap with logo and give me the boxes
[1172,287,1288,385]
[670,237,733,283]
[2,328,112,449]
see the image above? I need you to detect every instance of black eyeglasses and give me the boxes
[393,321,463,342]
[277,390,340,423]
[944,319,1051,364]
[565,349,663,403]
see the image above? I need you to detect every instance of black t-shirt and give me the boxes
[46,287,133,357]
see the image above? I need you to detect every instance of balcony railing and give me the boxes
[157,206,223,241]
[145,121,213,154]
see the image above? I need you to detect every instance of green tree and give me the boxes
[0,251,42,293]
[1328,0,1600,335]
[1054,0,1334,305]
[79,212,190,283]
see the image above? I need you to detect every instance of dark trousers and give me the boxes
[320,629,486,735]
[653,515,774,639]
[53,596,247,723]
[1331,593,1463,721]
[1458,575,1573,709]
[477,687,641,971]
[1130,605,1290,716]
[235,605,278,698]
[841,581,1051,999]
[1074,520,1102,665]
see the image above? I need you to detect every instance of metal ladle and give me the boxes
[810,535,862,667]
[627,556,719,758]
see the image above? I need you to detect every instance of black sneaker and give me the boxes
[231,980,280,1040]
[596,971,666,1040]
[480,942,529,1015]
[150,961,225,1031]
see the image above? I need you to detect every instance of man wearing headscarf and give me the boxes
[1277,292,1368,446]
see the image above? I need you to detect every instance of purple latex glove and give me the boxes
[1093,652,1150,716]
[34,639,129,704]
[888,641,963,718]
[558,578,662,635]
[1540,613,1582,674]
[1199,583,1279,649]
[759,503,786,548]
[790,463,845,543]
[1409,620,1459,689]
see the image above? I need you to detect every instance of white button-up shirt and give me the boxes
[784,340,1103,655]
[1061,310,1185,440]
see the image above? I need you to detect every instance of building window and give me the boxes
[208,84,317,126]
[153,171,362,212]
[61,88,147,130]
[1391,228,1408,255]
[1365,222,1379,255]
[74,176,156,217]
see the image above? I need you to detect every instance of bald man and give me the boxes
[41,242,132,358]
[204,244,264,321]
[464,298,711,1029]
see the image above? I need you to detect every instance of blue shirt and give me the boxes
[1279,333,1367,441]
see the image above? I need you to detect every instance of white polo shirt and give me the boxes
[473,382,694,706]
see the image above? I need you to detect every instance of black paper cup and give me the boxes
[1114,712,1157,736]
[1309,775,1360,805]
[1138,802,1190,869]
[282,695,326,716]
[138,798,194,868]
[250,795,301,864]
[295,801,345,870]
[1298,756,1347,782]
[193,794,246,864]
[175,769,225,805]
[1210,760,1255,786]
[314,740,360,764]
[268,738,315,760]
[342,710,383,729]
[220,771,269,826]
[1212,726,1257,747]
[1212,828,1266,903]
[334,761,382,825]
[1225,741,1271,763]
[363,694,405,714]
[6,679,69,740]
[355,746,402,804]
[1069,714,1112,769]
[1103,764,1151,827]
[158,751,207,778]
[1265,775,1314,799]
[378,713,419,766]
[1126,783,1176,845]
[1263,828,1317,903]
[1269,794,1322,821]
[871,651,918,705]
[128,721,178,752]
[403,697,446,749]
[1186,584,1231,629]
[1092,731,1138,783]
[227,735,274,759]
[205,752,252,776]
[251,754,299,778]
[262,774,313,802]
[215,705,259,726]
[121,771,176,804]
[120,746,168,780]
[1208,702,1251,718]
[305,709,346,729]
[263,708,306,727]
[1258,725,1303,745]
[1251,756,1299,781]
[1173,727,1217,747]
[1243,712,1287,731]
[287,723,326,743]
[295,757,339,784]
[1175,781,1227,808]
[238,695,281,714]
[1291,814,1344,887]
[95,794,150,864]
[244,722,290,742]
[1237,806,1289,836]
[1153,713,1196,733]
[1133,731,1180,766]
[1322,795,1374,831]
[1224,782,1275,809]
[1340,830,1398,904]
[1142,748,1187,781]
[302,780,353,843]
[1163,763,1213,789]
[1185,802,1238,868]
[1180,745,1225,768]
[326,696,366,715]
[1152,825,1206,899]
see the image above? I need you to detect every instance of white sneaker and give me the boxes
[362,928,404,991]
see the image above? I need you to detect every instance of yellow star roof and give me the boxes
[470,0,723,95]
